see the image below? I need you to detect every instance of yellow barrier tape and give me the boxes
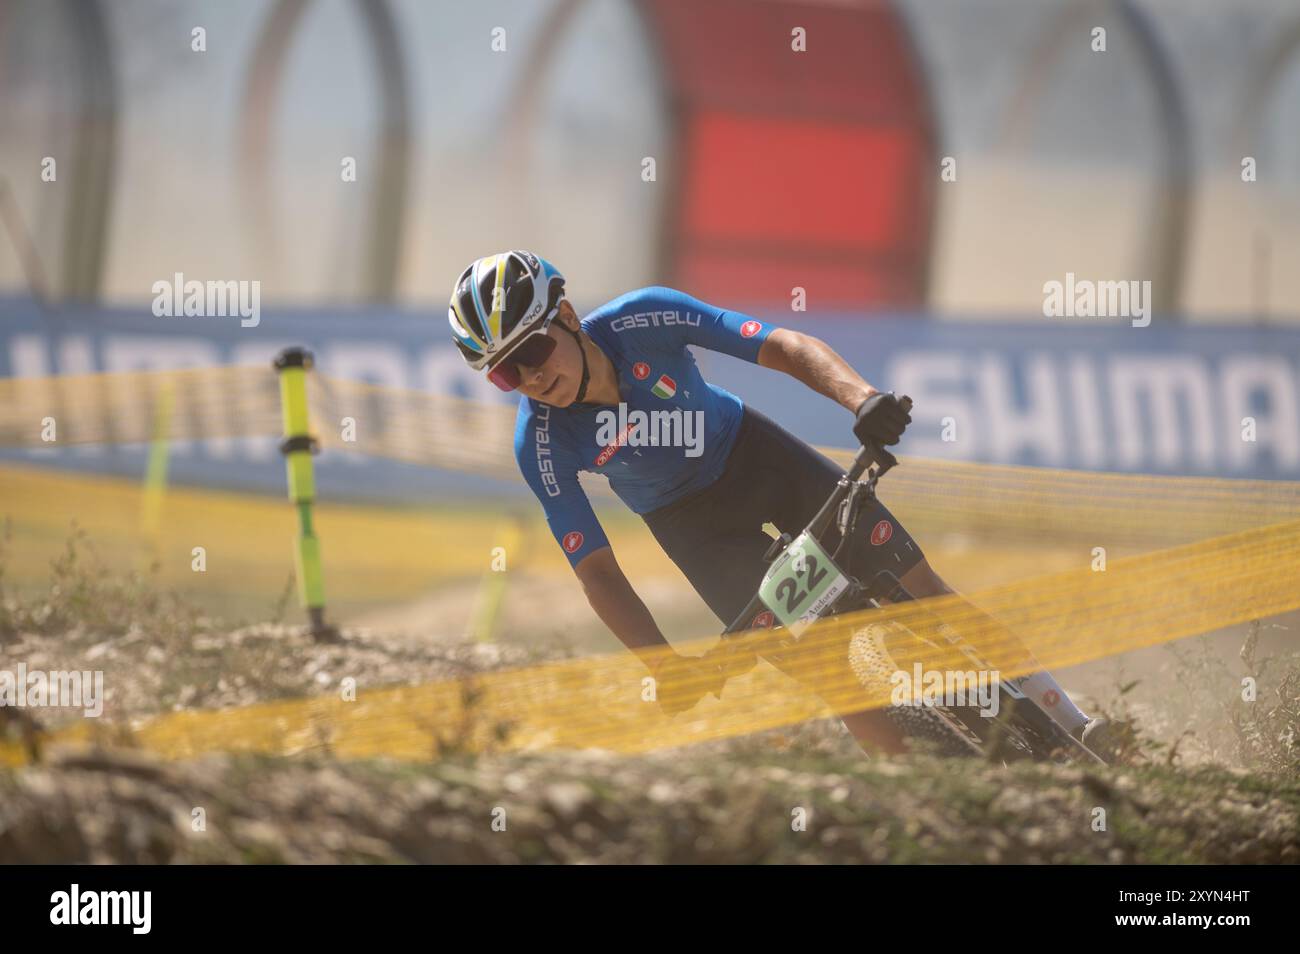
[7,517,1296,765]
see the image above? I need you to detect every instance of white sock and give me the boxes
[1011,671,1089,732]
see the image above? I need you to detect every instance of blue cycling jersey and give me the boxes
[513,286,776,567]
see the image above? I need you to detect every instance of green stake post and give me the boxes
[140,379,174,551]
[273,347,337,642]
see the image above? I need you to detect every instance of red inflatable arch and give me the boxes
[638,0,936,311]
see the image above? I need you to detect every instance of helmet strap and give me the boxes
[563,322,591,404]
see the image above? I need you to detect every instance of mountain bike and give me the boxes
[702,397,1108,765]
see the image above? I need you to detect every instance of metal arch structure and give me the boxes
[60,0,118,302]
[502,0,601,265]
[998,0,1191,319]
[353,0,411,301]
[238,0,412,303]
[1230,14,1300,325]
[1233,16,1300,183]
[502,0,682,296]
[503,0,939,312]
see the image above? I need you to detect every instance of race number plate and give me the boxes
[757,532,849,638]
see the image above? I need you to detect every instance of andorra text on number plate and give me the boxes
[757,532,849,638]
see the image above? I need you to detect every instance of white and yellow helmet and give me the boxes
[447,250,566,370]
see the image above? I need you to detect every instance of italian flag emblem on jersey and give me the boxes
[651,374,676,399]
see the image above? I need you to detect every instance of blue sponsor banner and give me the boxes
[704,314,1300,481]
[1,295,1297,501]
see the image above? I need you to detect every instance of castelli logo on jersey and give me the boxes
[562,531,584,553]
[740,320,763,338]
[1042,689,1060,707]
[870,520,893,546]
[751,610,775,629]
[632,361,650,380]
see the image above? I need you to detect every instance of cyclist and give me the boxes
[448,250,1116,756]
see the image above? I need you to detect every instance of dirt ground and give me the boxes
[2,532,1296,863]
[3,739,1297,864]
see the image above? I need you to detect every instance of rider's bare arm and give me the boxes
[573,546,673,664]
[757,328,880,412]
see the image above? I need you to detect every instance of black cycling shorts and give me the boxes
[641,404,924,628]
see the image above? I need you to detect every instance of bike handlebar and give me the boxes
[848,394,912,482]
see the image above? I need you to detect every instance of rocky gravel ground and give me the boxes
[2,745,1296,864]
[3,547,1297,864]
[2,619,573,730]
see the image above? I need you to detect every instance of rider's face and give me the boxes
[504,303,582,406]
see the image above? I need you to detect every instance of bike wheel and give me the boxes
[847,621,982,758]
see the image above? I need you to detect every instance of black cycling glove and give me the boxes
[853,391,911,447]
